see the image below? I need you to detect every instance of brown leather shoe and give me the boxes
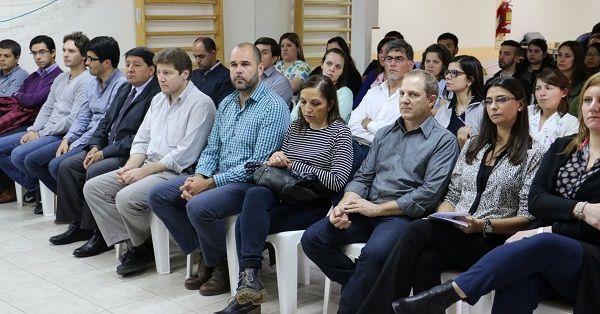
[199,261,229,296]
[184,254,212,290]
[0,185,16,204]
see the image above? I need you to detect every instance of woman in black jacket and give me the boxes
[391,72,600,314]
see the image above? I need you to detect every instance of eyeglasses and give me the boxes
[86,55,101,62]
[30,50,49,57]
[483,95,517,106]
[385,56,406,63]
[444,69,465,78]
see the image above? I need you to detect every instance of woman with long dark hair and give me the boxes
[391,72,600,314]
[356,76,545,314]
[557,41,590,116]
[275,32,311,94]
[310,36,362,97]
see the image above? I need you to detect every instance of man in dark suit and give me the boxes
[48,47,161,258]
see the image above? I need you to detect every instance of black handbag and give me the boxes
[252,164,333,203]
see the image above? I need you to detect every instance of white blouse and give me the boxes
[528,105,579,148]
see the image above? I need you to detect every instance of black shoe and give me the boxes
[214,298,260,314]
[392,281,460,314]
[235,268,266,305]
[116,240,154,276]
[23,189,36,203]
[49,223,93,245]
[33,203,43,215]
[72,231,113,258]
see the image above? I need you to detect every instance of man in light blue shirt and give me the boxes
[254,37,293,105]
[0,39,28,97]
[148,43,290,302]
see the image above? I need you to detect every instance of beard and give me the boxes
[233,74,259,92]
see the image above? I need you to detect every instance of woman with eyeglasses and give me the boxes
[420,44,452,110]
[275,33,311,95]
[529,68,579,147]
[557,41,590,117]
[585,43,600,75]
[390,72,600,314]
[434,55,485,148]
[355,76,545,314]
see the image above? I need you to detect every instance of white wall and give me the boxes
[0,0,136,73]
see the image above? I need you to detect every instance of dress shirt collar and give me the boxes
[96,68,121,91]
[394,115,436,139]
[169,80,195,104]
[132,77,153,96]
[37,63,58,77]
[262,66,275,77]
[0,65,22,78]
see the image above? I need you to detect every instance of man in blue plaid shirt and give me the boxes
[148,42,290,298]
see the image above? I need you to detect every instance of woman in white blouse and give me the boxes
[529,68,579,147]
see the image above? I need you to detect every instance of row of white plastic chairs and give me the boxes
[15,183,573,314]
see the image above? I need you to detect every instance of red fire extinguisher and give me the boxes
[496,0,512,37]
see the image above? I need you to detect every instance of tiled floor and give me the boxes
[0,201,341,314]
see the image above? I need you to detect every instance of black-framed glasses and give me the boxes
[86,55,101,62]
[483,95,517,106]
[385,56,405,63]
[30,50,49,56]
[444,69,465,78]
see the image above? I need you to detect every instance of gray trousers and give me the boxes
[83,169,178,246]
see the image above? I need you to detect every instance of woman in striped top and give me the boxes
[222,75,353,312]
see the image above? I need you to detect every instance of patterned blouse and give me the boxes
[555,143,600,199]
[444,138,546,220]
[275,60,311,82]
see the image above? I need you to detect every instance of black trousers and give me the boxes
[357,219,507,314]
[55,150,125,230]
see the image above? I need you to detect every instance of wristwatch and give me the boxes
[482,218,493,237]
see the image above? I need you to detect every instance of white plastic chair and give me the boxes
[322,243,366,314]
[14,183,24,206]
[147,212,193,277]
[39,180,55,216]
[224,214,311,314]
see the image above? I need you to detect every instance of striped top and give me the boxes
[282,120,353,192]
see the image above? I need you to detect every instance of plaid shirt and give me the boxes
[195,83,290,186]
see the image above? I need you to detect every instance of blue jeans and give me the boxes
[301,214,412,314]
[235,185,330,269]
[454,233,582,314]
[24,143,83,194]
[148,176,254,267]
[0,132,61,189]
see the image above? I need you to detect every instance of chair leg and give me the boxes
[323,277,331,314]
[150,213,170,274]
[15,183,23,206]
[298,251,311,286]
[273,240,299,314]
[186,253,193,279]
[225,215,240,296]
[39,180,55,216]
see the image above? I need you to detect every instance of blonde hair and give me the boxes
[563,72,600,154]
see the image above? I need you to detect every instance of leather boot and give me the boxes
[184,253,212,290]
[0,185,16,204]
[33,189,42,215]
[236,268,266,305]
[392,281,461,314]
[214,298,260,314]
[116,238,154,276]
[199,261,230,296]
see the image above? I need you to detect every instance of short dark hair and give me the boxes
[437,33,459,47]
[125,46,155,67]
[63,31,89,56]
[466,76,530,166]
[419,44,451,81]
[295,74,342,130]
[254,37,280,58]
[385,31,404,40]
[592,21,600,34]
[153,47,192,76]
[385,39,414,61]
[279,32,305,61]
[193,37,217,52]
[0,39,21,58]
[87,36,120,68]
[501,40,523,56]
[29,35,55,52]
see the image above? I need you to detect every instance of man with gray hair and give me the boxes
[302,70,460,314]
[83,47,216,276]
[347,39,414,170]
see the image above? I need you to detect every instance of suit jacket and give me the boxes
[86,77,160,158]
